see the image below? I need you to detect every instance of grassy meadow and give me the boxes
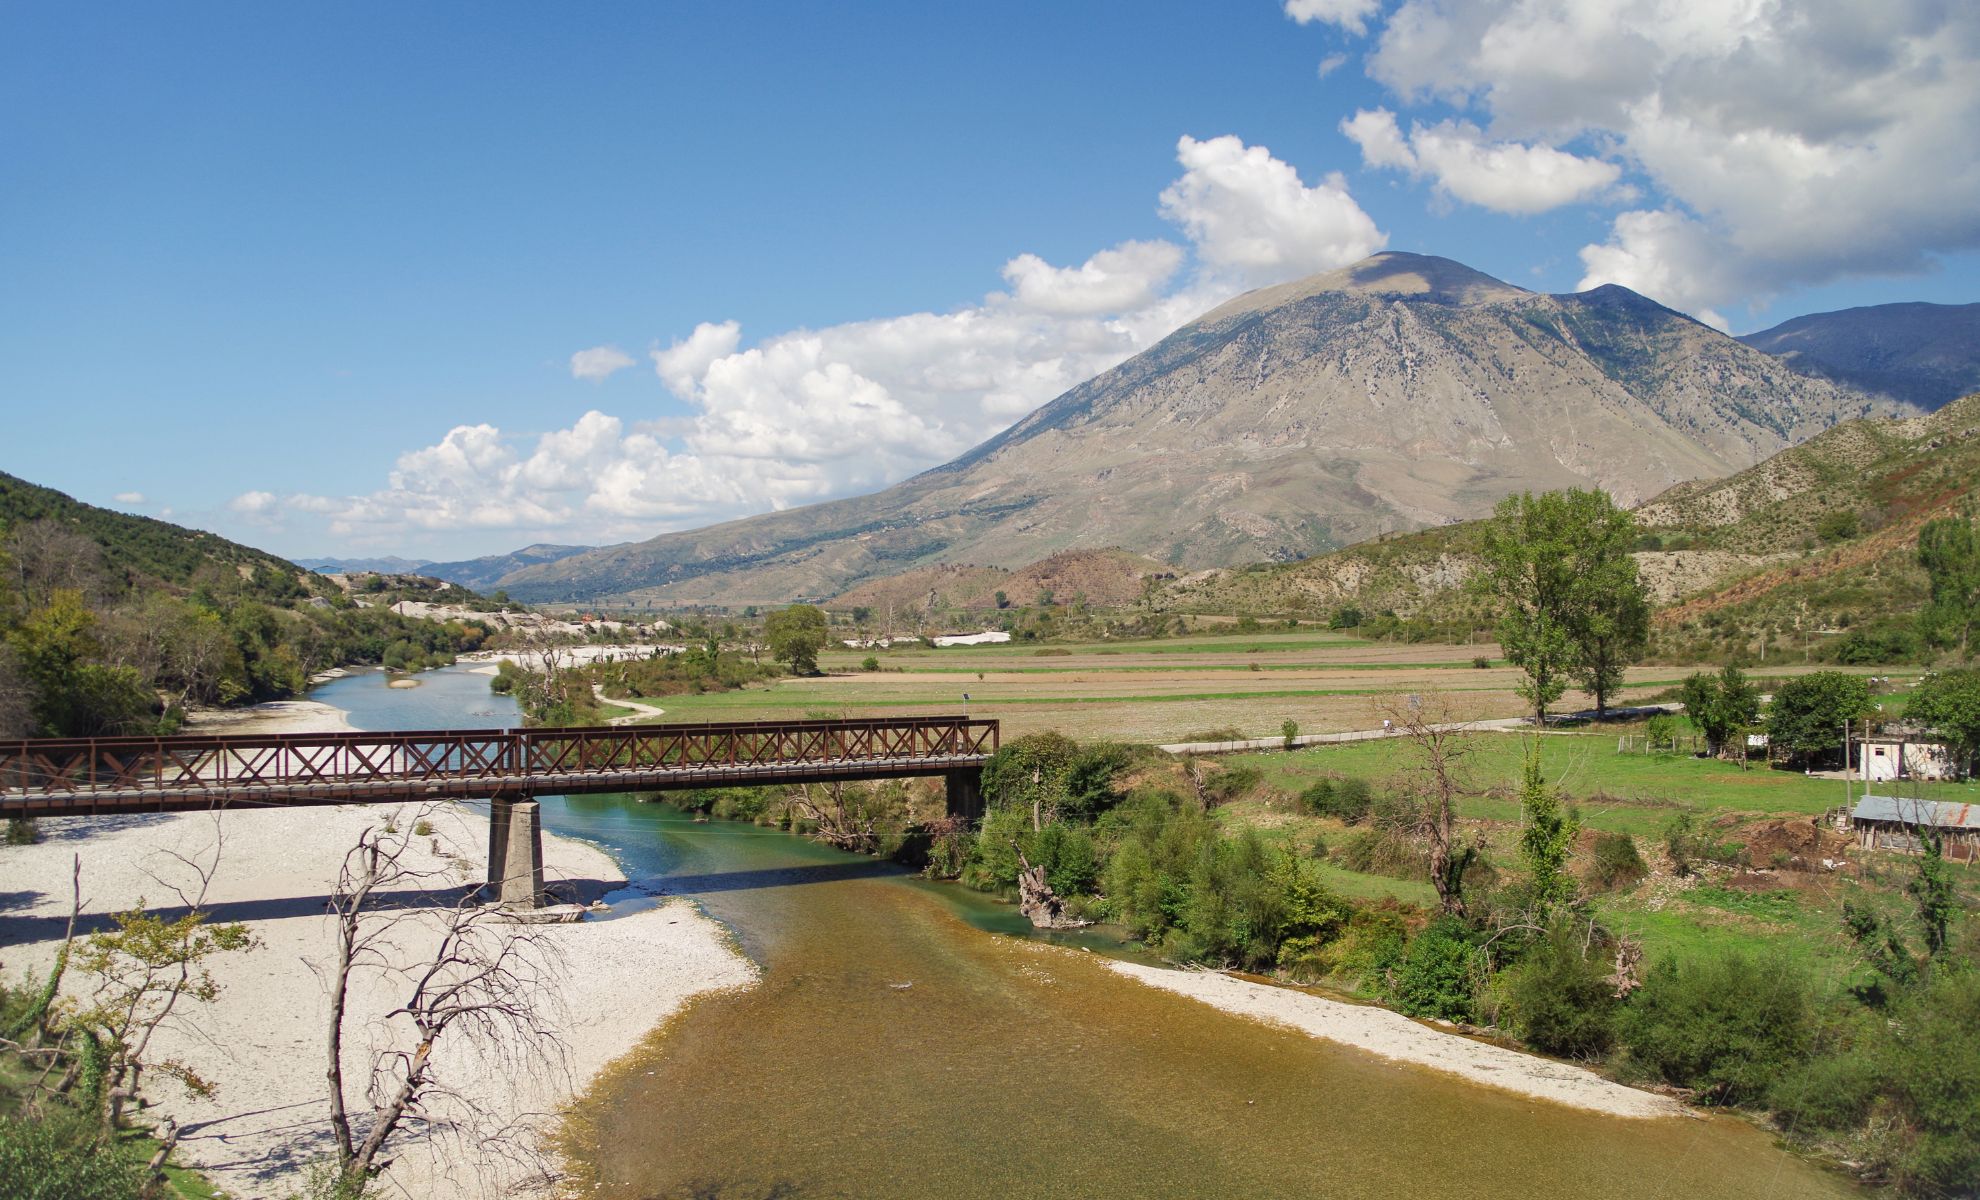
[608,626,1974,985]
[1209,724,1978,982]
[636,626,1891,742]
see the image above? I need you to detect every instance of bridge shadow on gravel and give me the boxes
[0,877,622,944]
[0,861,905,944]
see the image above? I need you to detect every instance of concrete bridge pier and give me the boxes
[486,795,545,908]
[944,768,985,823]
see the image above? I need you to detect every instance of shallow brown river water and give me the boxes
[553,805,1854,1200]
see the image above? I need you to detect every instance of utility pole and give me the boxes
[1842,718,1851,820]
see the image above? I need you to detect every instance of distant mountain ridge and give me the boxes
[489,252,1901,606]
[1739,301,1980,410]
[294,555,431,574]
[420,543,595,592]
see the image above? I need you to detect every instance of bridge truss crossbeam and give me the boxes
[0,716,999,907]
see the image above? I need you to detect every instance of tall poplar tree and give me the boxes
[1474,488,1648,725]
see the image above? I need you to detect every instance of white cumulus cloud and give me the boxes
[1346,0,1980,314]
[652,320,742,400]
[112,491,145,505]
[255,136,1386,550]
[1000,240,1184,316]
[1159,134,1388,286]
[1341,107,1622,214]
[1284,0,1384,37]
[228,491,278,515]
[569,345,635,382]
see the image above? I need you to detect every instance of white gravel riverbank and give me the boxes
[1104,961,1678,1119]
[0,704,758,1199]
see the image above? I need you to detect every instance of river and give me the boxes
[315,665,1856,1200]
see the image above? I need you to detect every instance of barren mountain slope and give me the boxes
[499,253,1894,606]
[823,548,1171,616]
[1161,393,1980,627]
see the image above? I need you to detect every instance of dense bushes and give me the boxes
[1617,952,1815,1104]
[1774,969,1980,1195]
[1386,916,1480,1021]
[1299,776,1373,822]
[1490,923,1618,1057]
[1587,832,1648,891]
[0,1112,146,1200]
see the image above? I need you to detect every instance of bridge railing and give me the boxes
[0,716,1000,806]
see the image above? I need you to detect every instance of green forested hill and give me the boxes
[0,470,311,590]
[0,471,490,738]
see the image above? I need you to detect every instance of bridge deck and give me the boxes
[0,715,998,817]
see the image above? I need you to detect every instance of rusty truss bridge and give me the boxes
[0,716,998,906]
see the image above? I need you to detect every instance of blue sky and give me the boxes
[4,1,1976,561]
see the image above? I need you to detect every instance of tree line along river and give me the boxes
[315,664,1857,1200]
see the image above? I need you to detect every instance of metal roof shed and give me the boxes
[1851,795,1980,861]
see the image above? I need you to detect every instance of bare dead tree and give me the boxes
[1012,844,1080,929]
[318,812,570,1192]
[787,780,878,852]
[1376,694,1483,917]
[6,518,110,609]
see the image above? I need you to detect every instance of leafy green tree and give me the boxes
[1907,669,1980,776]
[1570,572,1649,720]
[1473,489,1646,724]
[1917,515,1980,657]
[8,589,153,736]
[1678,665,1760,758]
[1516,738,1579,911]
[982,732,1079,828]
[1386,917,1480,1021]
[763,604,828,675]
[1907,828,1958,961]
[1765,671,1872,766]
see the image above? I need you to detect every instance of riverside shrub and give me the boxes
[1493,924,1617,1057]
[1772,968,1980,1196]
[1617,952,1814,1104]
[1386,916,1480,1022]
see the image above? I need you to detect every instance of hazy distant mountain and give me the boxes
[293,555,431,574]
[420,543,595,592]
[496,252,1898,606]
[1739,301,1980,410]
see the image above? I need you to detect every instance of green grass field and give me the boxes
[627,625,1894,744]
[604,625,1972,978]
[1230,732,1978,825]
